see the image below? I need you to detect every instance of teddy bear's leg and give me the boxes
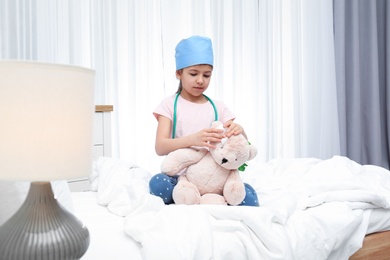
[172,175,201,205]
[238,183,260,207]
[200,194,227,205]
[149,173,178,204]
[223,170,247,206]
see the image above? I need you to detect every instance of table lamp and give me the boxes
[0,60,95,259]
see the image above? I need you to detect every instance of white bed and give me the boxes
[71,155,390,260]
[71,192,143,260]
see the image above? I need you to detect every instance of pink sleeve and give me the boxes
[153,95,175,121]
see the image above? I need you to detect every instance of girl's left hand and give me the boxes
[223,120,246,138]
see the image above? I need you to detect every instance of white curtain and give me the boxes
[0,0,340,174]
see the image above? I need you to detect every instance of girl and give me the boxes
[149,35,258,206]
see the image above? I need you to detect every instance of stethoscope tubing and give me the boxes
[172,92,218,138]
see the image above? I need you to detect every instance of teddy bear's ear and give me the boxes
[248,144,258,161]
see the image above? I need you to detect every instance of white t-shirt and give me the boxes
[153,94,235,138]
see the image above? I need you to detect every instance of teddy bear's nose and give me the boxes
[221,158,228,164]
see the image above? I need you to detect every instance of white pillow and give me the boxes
[0,180,74,226]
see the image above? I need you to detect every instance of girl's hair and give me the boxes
[176,81,182,94]
[176,69,183,93]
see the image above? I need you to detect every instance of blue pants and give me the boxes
[149,173,259,206]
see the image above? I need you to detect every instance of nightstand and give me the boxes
[68,105,113,192]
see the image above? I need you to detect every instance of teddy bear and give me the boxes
[161,121,258,206]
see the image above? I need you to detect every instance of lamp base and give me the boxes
[0,182,89,260]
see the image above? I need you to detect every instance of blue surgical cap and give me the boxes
[175,35,214,70]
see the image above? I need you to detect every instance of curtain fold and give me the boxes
[1,0,341,173]
[334,0,390,169]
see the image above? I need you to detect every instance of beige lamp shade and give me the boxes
[0,60,95,181]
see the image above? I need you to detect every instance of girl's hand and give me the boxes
[190,127,224,149]
[223,120,247,138]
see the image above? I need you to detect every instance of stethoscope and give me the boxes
[172,92,218,138]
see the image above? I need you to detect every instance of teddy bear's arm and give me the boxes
[223,170,246,206]
[161,148,208,176]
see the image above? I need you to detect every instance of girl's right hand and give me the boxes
[190,127,224,149]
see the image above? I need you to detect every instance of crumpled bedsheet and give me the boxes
[91,156,390,260]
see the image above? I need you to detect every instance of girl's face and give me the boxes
[176,64,213,98]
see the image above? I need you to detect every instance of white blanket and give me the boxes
[92,156,390,260]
